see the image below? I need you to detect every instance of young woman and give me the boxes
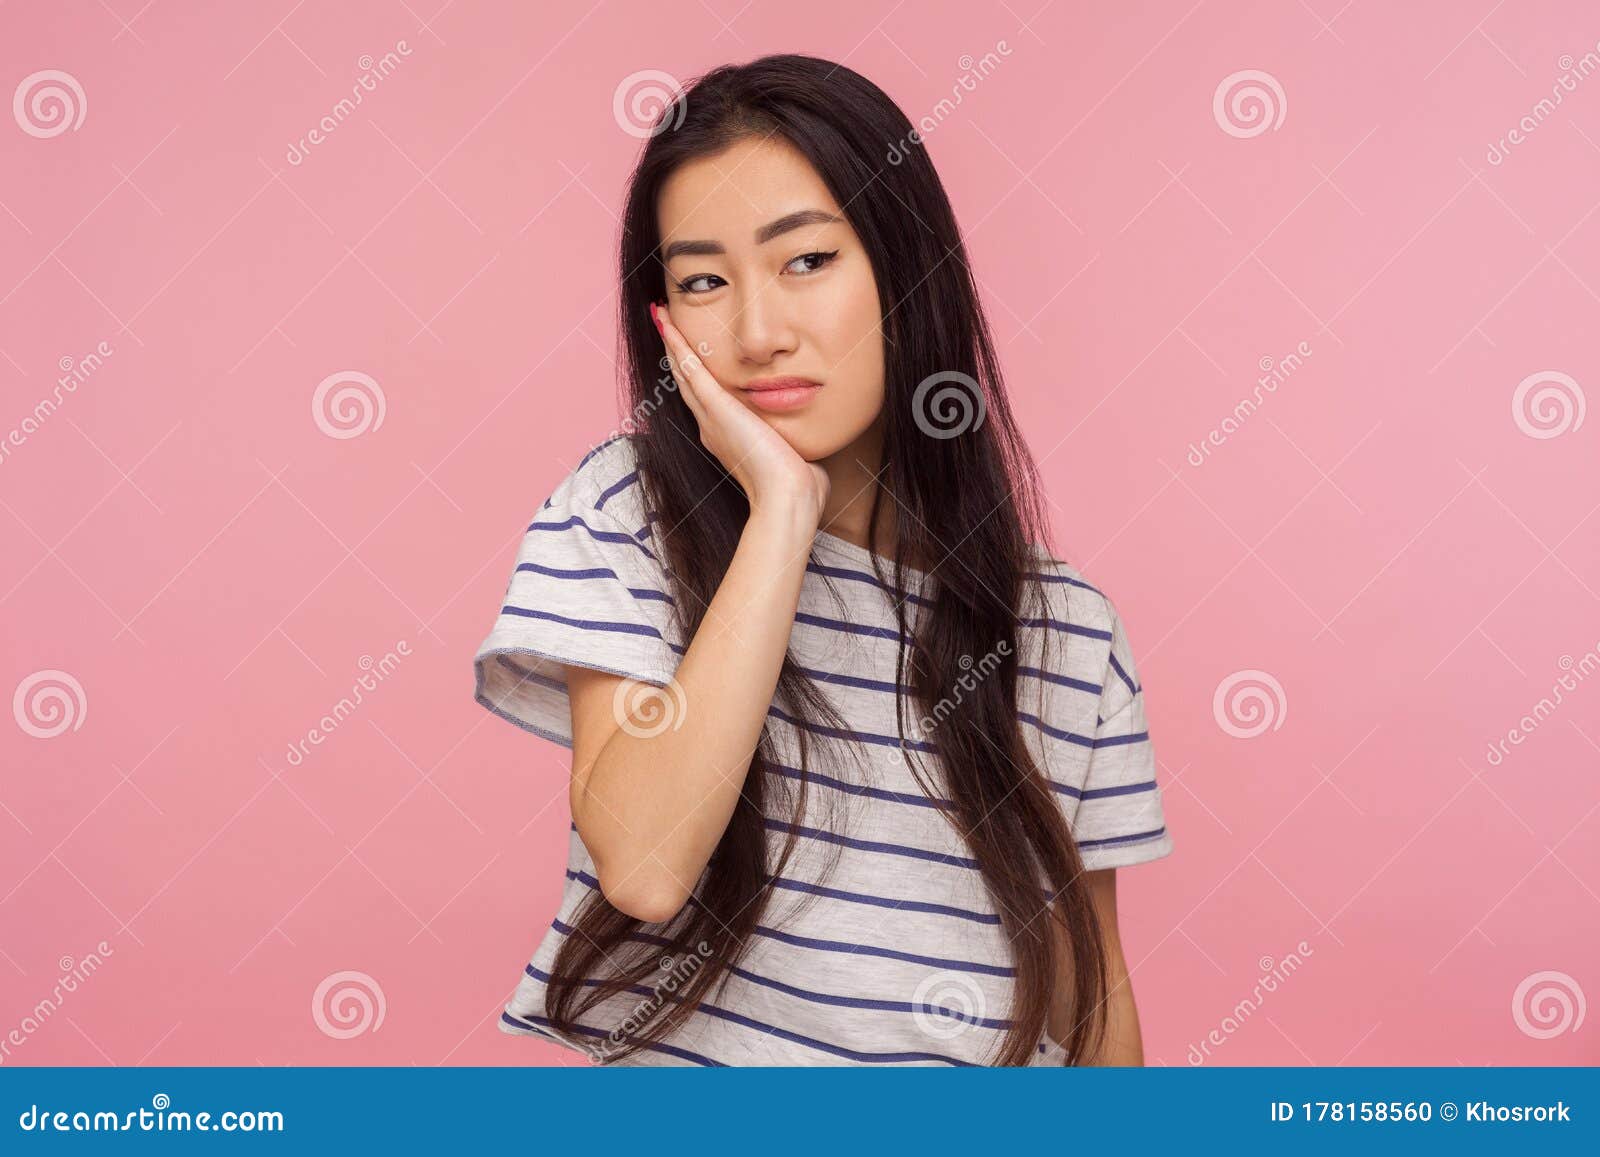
[472,53,1173,1067]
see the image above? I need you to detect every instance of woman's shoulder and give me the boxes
[1023,546,1118,638]
[542,433,651,533]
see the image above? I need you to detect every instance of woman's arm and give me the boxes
[565,500,816,924]
[1049,867,1148,1065]
[562,301,830,926]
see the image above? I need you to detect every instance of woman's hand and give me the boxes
[653,300,830,523]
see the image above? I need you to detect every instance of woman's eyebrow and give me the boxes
[662,209,842,261]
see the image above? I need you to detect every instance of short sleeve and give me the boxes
[471,469,681,748]
[1071,602,1174,870]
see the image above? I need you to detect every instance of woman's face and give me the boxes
[655,135,886,462]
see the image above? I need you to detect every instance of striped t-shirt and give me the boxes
[472,434,1173,1066]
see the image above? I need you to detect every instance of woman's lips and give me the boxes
[739,377,822,413]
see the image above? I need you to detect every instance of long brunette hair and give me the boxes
[543,52,1112,1067]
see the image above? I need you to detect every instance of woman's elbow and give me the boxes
[595,863,688,924]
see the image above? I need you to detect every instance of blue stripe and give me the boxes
[594,469,639,512]
[765,818,982,872]
[793,610,905,642]
[1015,711,1094,748]
[527,514,659,562]
[805,559,932,606]
[1079,825,1167,849]
[766,873,1001,926]
[515,560,664,606]
[762,706,1143,799]
[1108,651,1140,697]
[1019,616,1111,642]
[535,929,989,1064]
[1016,665,1101,695]
[498,603,664,641]
[574,435,626,472]
[552,884,1012,979]
[766,760,953,812]
[500,1010,725,1066]
[1092,730,1150,749]
[531,936,1011,1028]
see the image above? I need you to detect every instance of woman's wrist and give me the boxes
[744,496,820,557]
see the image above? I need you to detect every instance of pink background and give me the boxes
[2,1,1596,1067]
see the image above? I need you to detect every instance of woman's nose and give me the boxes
[730,286,795,363]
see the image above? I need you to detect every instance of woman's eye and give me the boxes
[674,250,838,295]
[786,250,839,275]
[678,274,724,294]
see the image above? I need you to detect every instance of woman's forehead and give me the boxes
[657,139,841,247]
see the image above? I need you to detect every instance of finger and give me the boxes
[657,306,721,404]
[659,335,705,426]
[653,303,702,407]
